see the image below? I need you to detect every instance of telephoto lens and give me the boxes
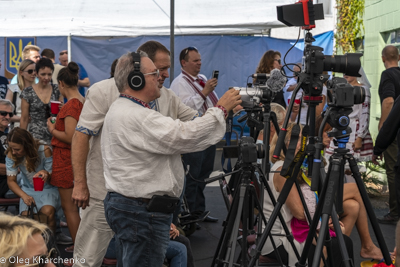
[352,85,365,105]
[323,53,362,77]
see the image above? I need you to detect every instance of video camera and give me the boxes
[323,77,366,138]
[277,1,362,100]
[326,77,365,108]
[223,136,264,164]
[230,68,287,109]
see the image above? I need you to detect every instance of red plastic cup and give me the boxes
[50,101,61,115]
[33,177,45,191]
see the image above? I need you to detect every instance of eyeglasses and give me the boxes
[183,46,198,57]
[23,69,36,74]
[59,51,68,56]
[0,111,13,118]
[143,69,160,78]
[274,59,282,65]
[25,248,56,267]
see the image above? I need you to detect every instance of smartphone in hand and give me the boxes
[212,70,219,79]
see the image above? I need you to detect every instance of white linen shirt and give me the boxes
[170,72,219,115]
[76,79,198,201]
[101,97,226,199]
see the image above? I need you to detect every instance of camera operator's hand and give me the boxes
[353,137,362,151]
[233,104,244,114]
[372,154,383,165]
[202,78,218,97]
[216,89,242,113]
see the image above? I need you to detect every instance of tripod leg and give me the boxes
[311,158,352,267]
[312,214,331,267]
[249,186,290,266]
[296,162,332,267]
[228,184,247,266]
[331,208,353,267]
[256,167,301,260]
[240,185,250,266]
[347,155,392,266]
[249,171,301,267]
[212,181,241,266]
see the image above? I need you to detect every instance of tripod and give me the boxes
[251,106,392,267]
[209,102,302,267]
[296,121,392,267]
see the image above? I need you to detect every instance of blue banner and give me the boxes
[4,37,36,79]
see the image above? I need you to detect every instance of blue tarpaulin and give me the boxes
[1,31,333,98]
[0,32,333,138]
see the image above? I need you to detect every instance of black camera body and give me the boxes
[327,77,365,108]
[239,137,262,164]
[223,136,264,164]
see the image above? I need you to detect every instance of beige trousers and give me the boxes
[73,197,114,267]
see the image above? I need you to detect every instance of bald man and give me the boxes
[377,45,400,224]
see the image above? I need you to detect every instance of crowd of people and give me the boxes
[0,41,399,267]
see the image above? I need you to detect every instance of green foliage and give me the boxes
[359,161,386,197]
[335,0,365,53]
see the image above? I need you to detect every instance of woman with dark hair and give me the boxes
[255,50,286,108]
[47,61,84,253]
[6,59,36,129]
[20,57,63,144]
[5,128,59,233]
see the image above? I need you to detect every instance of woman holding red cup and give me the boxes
[5,128,59,233]
[20,57,63,144]
[47,62,84,252]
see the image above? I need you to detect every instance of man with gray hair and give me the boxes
[71,41,198,266]
[0,99,14,197]
[101,51,241,266]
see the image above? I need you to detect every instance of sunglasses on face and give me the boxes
[183,46,198,57]
[59,51,68,56]
[274,59,282,65]
[25,248,56,267]
[24,69,36,74]
[0,111,13,118]
[143,69,160,78]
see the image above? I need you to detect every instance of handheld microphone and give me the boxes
[266,68,287,93]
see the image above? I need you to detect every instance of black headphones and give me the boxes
[127,52,145,91]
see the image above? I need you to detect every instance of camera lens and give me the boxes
[323,53,362,77]
[353,86,366,105]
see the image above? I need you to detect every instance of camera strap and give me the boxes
[221,111,234,173]
[280,125,309,179]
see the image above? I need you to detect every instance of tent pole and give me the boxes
[170,0,175,84]
[68,34,71,63]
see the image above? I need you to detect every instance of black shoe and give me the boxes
[377,213,399,225]
[196,223,201,230]
[204,215,219,222]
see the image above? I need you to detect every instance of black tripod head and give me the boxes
[223,136,264,167]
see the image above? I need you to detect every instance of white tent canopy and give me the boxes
[0,0,296,37]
